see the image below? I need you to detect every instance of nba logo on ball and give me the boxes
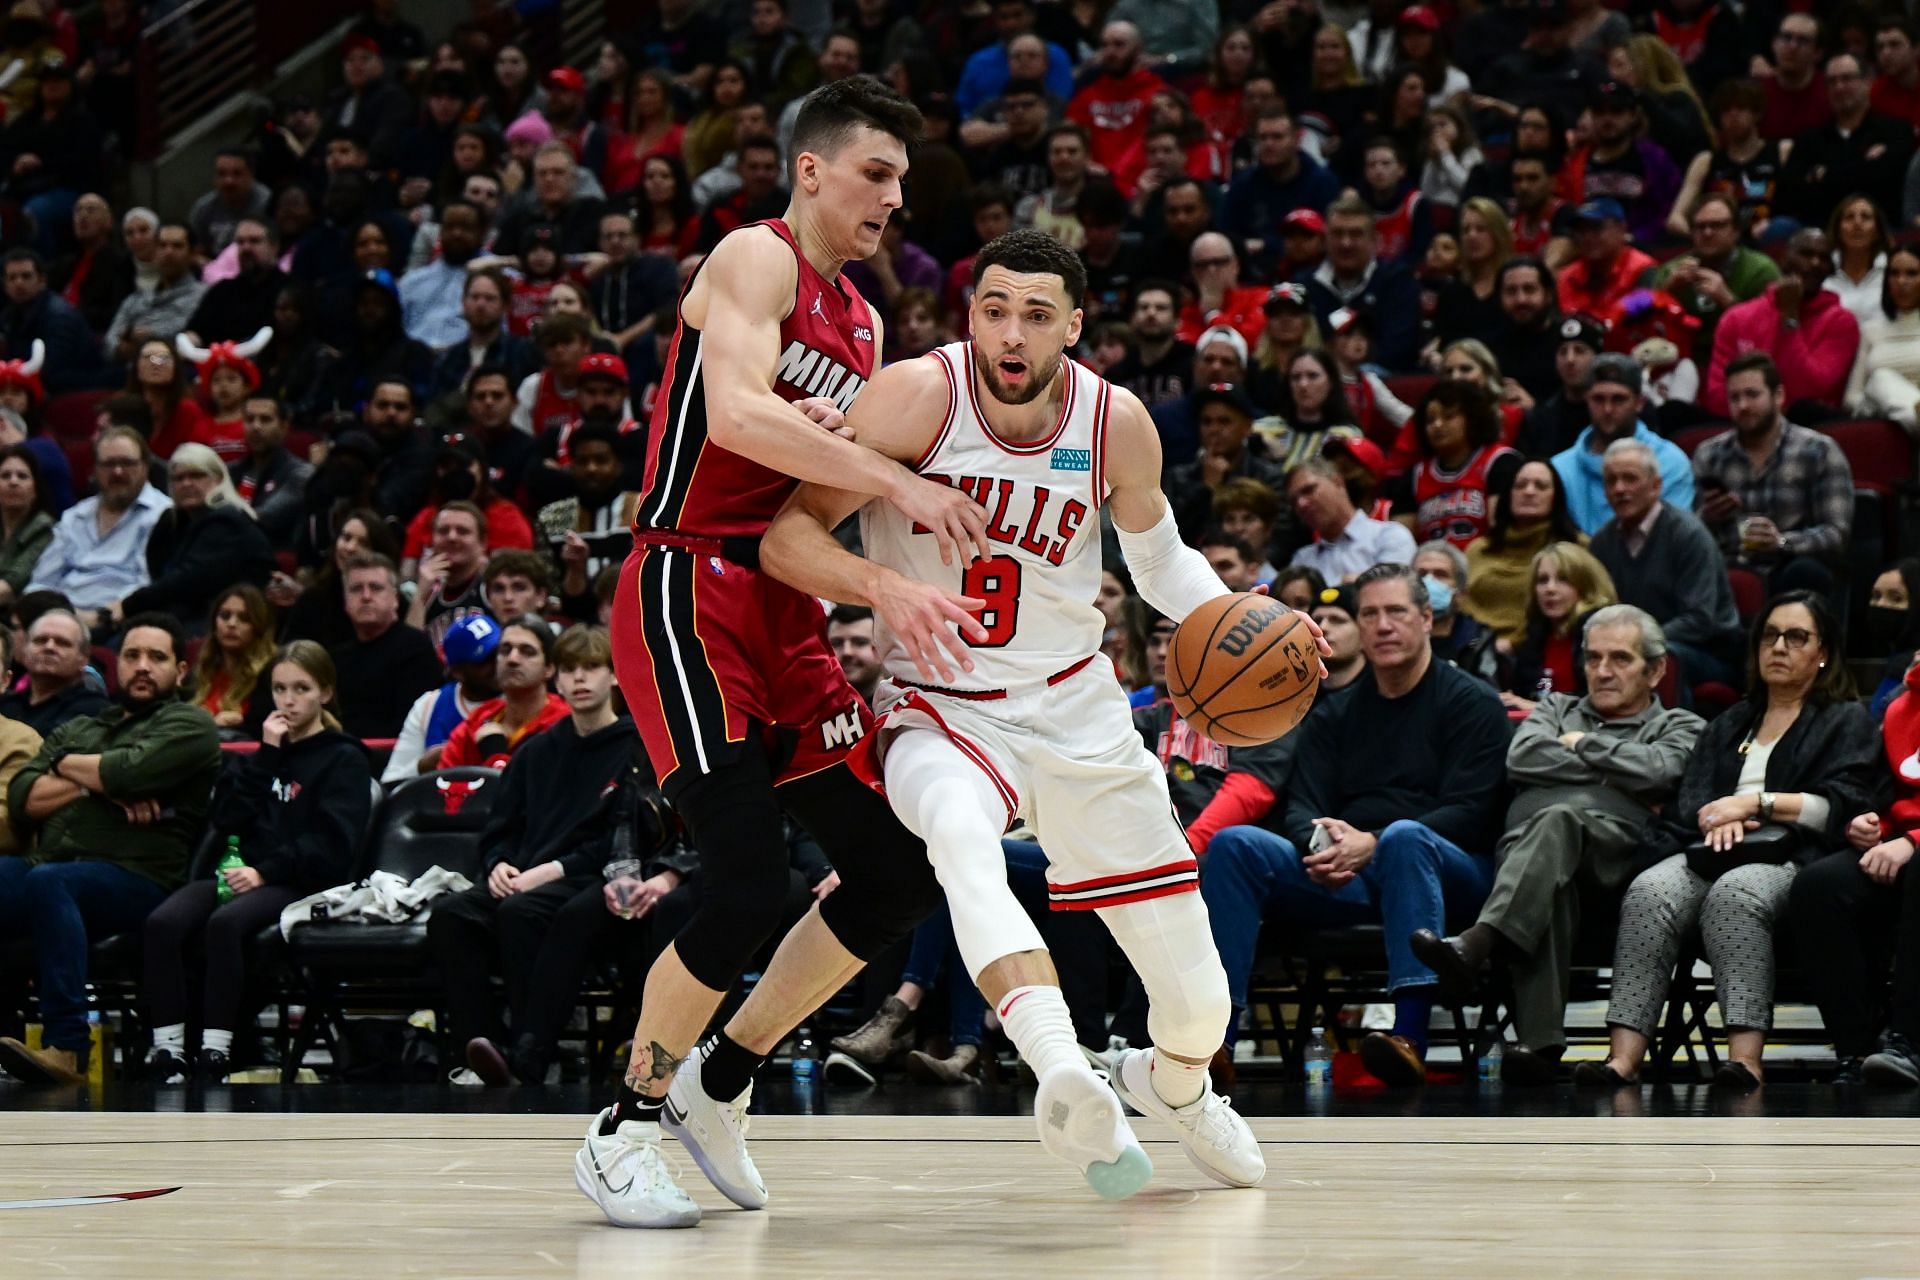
[1165,593,1321,747]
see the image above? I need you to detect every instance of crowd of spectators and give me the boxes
[10,0,1920,1093]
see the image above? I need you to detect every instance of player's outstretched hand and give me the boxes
[890,472,993,567]
[794,395,854,438]
[1249,585,1334,679]
[875,574,988,684]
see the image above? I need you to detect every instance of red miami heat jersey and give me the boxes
[633,219,877,538]
[860,341,1111,694]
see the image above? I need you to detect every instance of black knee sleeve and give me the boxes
[669,754,797,990]
[781,765,943,961]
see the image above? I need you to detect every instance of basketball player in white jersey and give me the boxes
[760,229,1329,1196]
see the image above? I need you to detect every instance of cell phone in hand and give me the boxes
[1309,824,1335,854]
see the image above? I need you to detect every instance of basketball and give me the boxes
[1167,593,1321,747]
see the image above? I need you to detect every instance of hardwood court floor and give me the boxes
[4,1112,1919,1278]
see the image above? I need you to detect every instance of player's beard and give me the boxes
[972,344,1062,406]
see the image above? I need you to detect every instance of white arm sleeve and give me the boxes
[1116,503,1232,623]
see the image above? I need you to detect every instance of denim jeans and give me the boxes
[0,856,168,1049]
[1200,820,1494,1008]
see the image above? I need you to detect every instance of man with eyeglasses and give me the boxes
[1411,604,1703,1086]
[1693,351,1854,598]
[1651,194,1781,359]
[1175,233,1266,346]
[1201,563,1510,1089]
[1760,13,1831,141]
[26,426,169,614]
[1777,52,1913,231]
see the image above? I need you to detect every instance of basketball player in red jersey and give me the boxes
[575,79,992,1229]
[761,231,1329,1197]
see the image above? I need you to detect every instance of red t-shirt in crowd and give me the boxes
[150,398,212,460]
[438,693,571,769]
[1067,65,1164,194]
[192,414,249,466]
[402,497,536,558]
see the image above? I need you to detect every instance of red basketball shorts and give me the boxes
[611,540,872,792]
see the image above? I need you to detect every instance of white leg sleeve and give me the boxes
[884,728,1047,982]
[1097,891,1233,1060]
[1115,503,1232,623]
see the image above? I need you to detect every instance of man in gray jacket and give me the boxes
[1589,437,1744,688]
[1412,605,1703,1083]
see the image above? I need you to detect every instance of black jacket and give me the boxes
[1284,658,1513,855]
[329,622,444,739]
[210,729,371,892]
[1646,696,1881,869]
[123,504,275,625]
[477,717,640,877]
[0,680,108,738]
[188,268,288,345]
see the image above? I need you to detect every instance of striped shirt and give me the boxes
[1690,421,1853,559]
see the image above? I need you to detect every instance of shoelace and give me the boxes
[1180,1092,1241,1151]
[606,1130,692,1196]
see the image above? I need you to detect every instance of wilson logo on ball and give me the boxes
[1216,602,1288,657]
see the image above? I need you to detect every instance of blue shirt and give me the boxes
[1552,422,1697,536]
[955,41,1075,118]
[28,484,171,609]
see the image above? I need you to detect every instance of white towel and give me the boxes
[278,866,475,940]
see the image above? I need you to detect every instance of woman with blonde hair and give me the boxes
[1610,35,1713,162]
[112,443,274,631]
[1502,541,1618,713]
[141,639,372,1083]
[193,584,277,729]
[1433,199,1513,347]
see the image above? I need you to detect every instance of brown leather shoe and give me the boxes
[0,1037,85,1085]
[1359,1032,1427,1088]
[1409,929,1480,1003]
[1500,1044,1562,1087]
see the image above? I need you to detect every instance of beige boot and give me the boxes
[904,1043,981,1085]
[830,996,914,1068]
[0,1037,85,1085]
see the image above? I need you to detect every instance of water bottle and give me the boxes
[214,836,246,905]
[1303,1026,1333,1088]
[1480,1038,1504,1086]
[790,1028,817,1086]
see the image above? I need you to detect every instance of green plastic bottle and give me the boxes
[215,835,246,905]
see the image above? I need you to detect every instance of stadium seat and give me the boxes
[1673,423,1730,456]
[281,768,495,1082]
[1385,374,1436,408]
[1727,566,1766,618]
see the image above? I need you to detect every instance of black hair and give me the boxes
[567,417,621,456]
[440,198,483,226]
[1498,254,1556,300]
[971,228,1087,306]
[829,603,874,626]
[120,611,188,664]
[1196,527,1257,563]
[467,363,513,394]
[1484,457,1580,552]
[1882,244,1920,320]
[215,147,256,170]
[1276,349,1355,428]
[1417,379,1502,458]
[0,443,46,515]
[1001,77,1047,101]
[790,76,923,171]
[969,181,1016,216]
[1746,590,1854,705]
[1725,351,1782,392]
[2,247,43,275]
[1132,276,1180,309]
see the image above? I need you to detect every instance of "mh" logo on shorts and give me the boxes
[821,709,866,750]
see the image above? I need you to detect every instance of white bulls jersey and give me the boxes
[861,340,1111,695]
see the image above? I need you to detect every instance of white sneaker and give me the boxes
[574,1110,701,1229]
[1110,1048,1266,1188]
[662,1040,768,1210]
[1081,1033,1128,1075]
[447,1067,484,1087]
[1033,1064,1152,1200]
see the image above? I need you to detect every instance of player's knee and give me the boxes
[676,862,793,989]
[1146,948,1233,1059]
[819,858,942,960]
